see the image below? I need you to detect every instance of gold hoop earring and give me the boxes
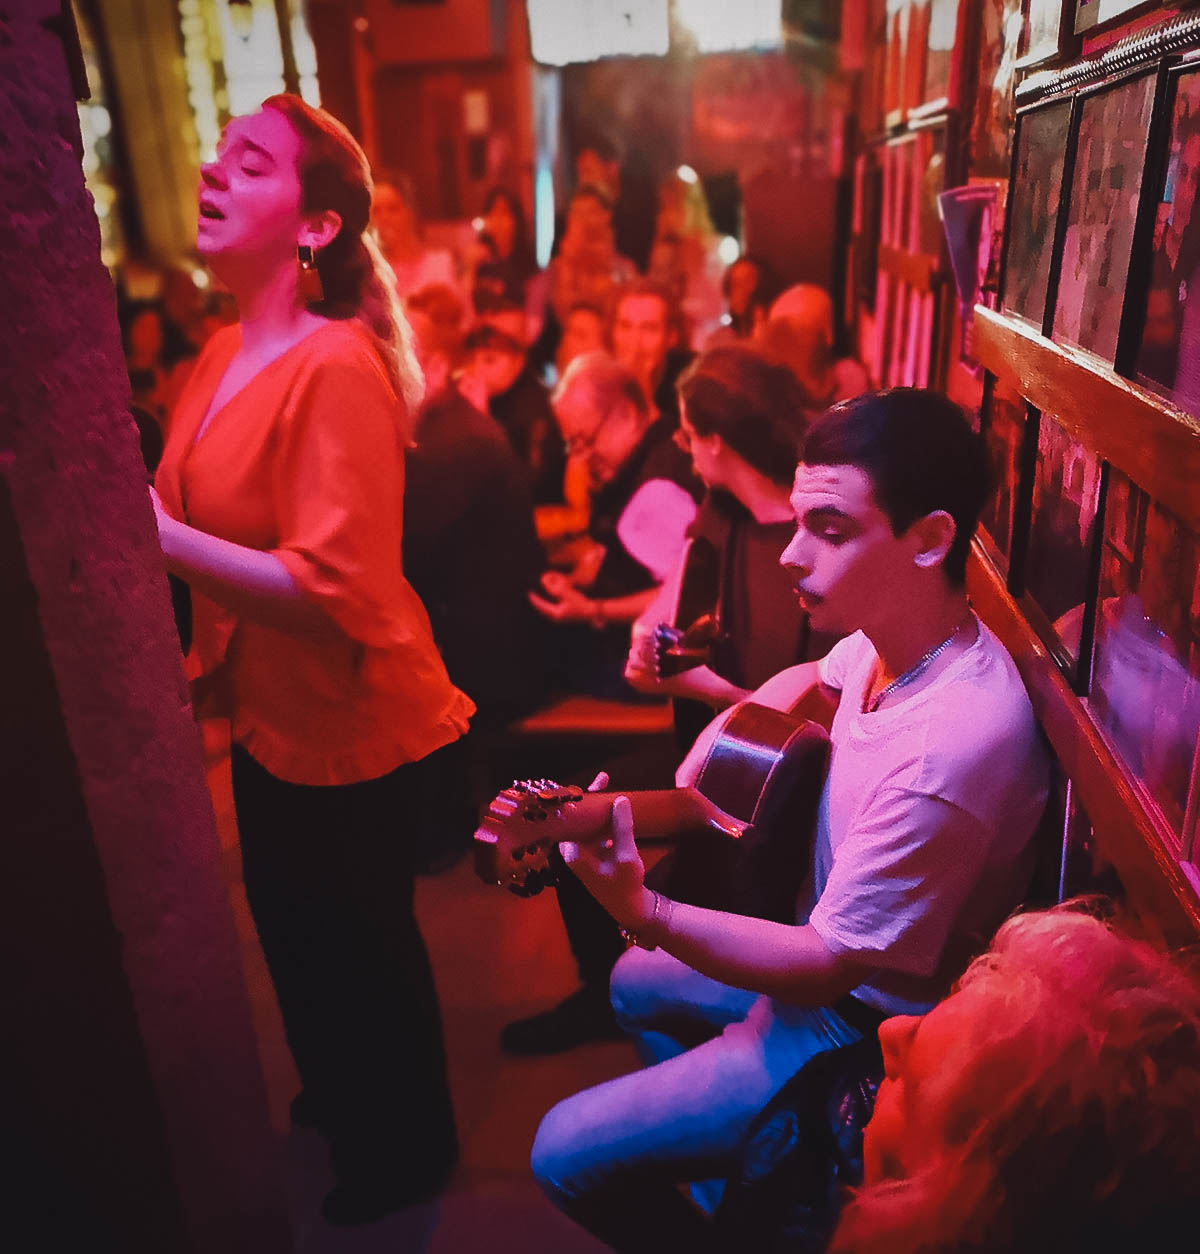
[297,244,324,304]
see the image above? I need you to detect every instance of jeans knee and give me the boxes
[530,1099,579,1203]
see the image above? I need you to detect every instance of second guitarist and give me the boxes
[501,345,833,1056]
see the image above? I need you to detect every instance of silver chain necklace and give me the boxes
[866,621,968,713]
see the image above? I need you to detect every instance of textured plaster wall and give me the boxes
[0,6,290,1250]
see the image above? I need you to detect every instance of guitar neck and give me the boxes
[552,787,747,847]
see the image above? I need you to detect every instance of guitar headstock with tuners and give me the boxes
[473,779,589,896]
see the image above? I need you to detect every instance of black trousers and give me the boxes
[231,744,456,1183]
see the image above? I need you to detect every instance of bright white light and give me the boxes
[192,267,211,290]
[90,105,112,139]
[674,0,781,52]
[717,235,740,265]
[527,0,669,66]
[676,164,699,185]
[535,162,555,269]
[471,217,486,233]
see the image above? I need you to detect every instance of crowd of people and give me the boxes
[131,93,1200,1246]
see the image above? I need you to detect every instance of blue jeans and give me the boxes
[531,947,862,1252]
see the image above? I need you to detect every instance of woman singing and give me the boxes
[151,95,472,1225]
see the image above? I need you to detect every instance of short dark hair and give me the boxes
[463,323,523,357]
[802,389,990,585]
[677,345,810,487]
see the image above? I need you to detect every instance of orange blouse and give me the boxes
[156,320,473,786]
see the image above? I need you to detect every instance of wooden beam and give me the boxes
[968,542,1200,945]
[975,306,1200,533]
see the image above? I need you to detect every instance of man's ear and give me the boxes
[910,510,957,571]
[299,210,343,254]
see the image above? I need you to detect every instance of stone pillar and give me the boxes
[0,6,291,1251]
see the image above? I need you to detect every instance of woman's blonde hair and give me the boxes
[261,94,423,435]
[832,900,1200,1253]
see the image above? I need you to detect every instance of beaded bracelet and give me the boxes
[620,890,674,950]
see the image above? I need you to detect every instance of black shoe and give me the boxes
[320,1152,456,1226]
[500,985,626,1056]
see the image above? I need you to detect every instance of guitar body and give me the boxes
[693,703,830,924]
[475,702,829,922]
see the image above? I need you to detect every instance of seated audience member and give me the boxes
[832,901,1200,1253]
[503,346,828,1058]
[463,316,565,506]
[758,283,870,411]
[372,170,458,300]
[528,388,1050,1251]
[647,169,725,350]
[556,300,607,380]
[626,345,839,724]
[611,277,694,427]
[404,284,549,866]
[531,300,611,558]
[707,253,778,346]
[530,350,702,699]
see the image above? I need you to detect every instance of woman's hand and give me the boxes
[560,795,654,933]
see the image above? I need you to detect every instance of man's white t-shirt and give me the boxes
[796,620,1048,1016]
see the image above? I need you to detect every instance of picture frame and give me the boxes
[1024,413,1103,683]
[1134,65,1200,418]
[969,0,1024,179]
[1051,69,1160,366]
[1091,490,1200,842]
[1074,0,1162,38]
[978,378,1027,567]
[999,98,1074,330]
[1017,0,1077,70]
[884,0,911,129]
[909,0,968,121]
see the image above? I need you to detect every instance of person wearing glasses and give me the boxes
[529,350,701,696]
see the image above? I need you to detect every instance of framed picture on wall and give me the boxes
[1051,69,1159,365]
[978,379,1027,567]
[1000,98,1073,329]
[970,0,1023,179]
[1092,486,1200,842]
[1134,66,1200,418]
[910,0,967,120]
[884,0,911,128]
[1018,0,1077,70]
[1075,0,1162,37]
[1024,413,1103,683]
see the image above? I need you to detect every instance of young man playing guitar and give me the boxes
[526,388,1050,1251]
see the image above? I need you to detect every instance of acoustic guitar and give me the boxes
[475,701,830,922]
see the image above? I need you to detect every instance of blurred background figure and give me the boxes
[610,278,693,426]
[372,169,458,300]
[757,282,870,415]
[647,168,725,349]
[121,301,170,424]
[573,125,654,273]
[403,283,549,870]
[469,185,544,325]
[548,185,637,323]
[556,300,607,379]
[462,315,565,507]
[709,253,778,345]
